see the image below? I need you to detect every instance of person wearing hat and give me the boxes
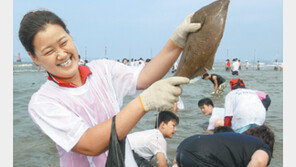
[245,60,250,70]
[223,78,267,133]
[202,73,226,94]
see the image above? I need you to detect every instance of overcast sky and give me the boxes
[13,0,283,63]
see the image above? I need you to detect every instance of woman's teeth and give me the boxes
[60,59,71,66]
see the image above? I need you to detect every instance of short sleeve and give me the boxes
[146,133,167,159]
[88,60,144,107]
[208,115,220,130]
[28,95,90,152]
[106,60,143,96]
[257,142,272,165]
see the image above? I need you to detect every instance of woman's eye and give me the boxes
[46,50,54,55]
[61,41,67,46]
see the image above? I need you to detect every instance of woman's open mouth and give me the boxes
[58,56,72,67]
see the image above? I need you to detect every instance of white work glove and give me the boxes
[139,76,190,112]
[170,13,202,49]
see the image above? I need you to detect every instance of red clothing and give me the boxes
[224,116,233,127]
[47,65,92,88]
[227,61,231,67]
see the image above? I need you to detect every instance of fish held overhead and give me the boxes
[174,0,230,79]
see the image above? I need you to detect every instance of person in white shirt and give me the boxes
[19,10,200,167]
[231,58,240,75]
[223,78,266,133]
[197,98,225,131]
[127,111,179,167]
[138,58,145,66]
[245,60,250,70]
[130,58,135,66]
[122,58,129,65]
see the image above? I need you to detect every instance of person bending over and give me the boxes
[198,98,225,132]
[174,125,275,167]
[224,78,266,133]
[127,111,179,167]
[202,73,226,94]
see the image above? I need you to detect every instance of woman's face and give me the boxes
[30,24,80,81]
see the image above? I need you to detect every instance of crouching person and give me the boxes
[127,111,179,167]
[174,125,274,167]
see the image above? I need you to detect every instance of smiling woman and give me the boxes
[18,9,199,167]
[29,24,81,85]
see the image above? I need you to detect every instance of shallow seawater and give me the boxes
[13,62,283,166]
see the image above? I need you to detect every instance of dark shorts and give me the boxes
[232,71,239,75]
[262,95,271,111]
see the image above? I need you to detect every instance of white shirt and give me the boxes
[134,60,139,67]
[127,129,167,161]
[232,61,240,71]
[245,62,249,68]
[28,59,143,167]
[208,108,225,130]
[224,89,266,131]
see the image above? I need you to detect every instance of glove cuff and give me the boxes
[170,38,184,49]
[170,30,186,49]
[138,94,148,112]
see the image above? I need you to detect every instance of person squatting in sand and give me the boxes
[173,125,275,167]
[197,97,225,132]
[127,111,179,167]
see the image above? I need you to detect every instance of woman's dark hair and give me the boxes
[18,10,69,57]
[155,111,179,128]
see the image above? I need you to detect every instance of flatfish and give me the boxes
[174,0,230,79]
